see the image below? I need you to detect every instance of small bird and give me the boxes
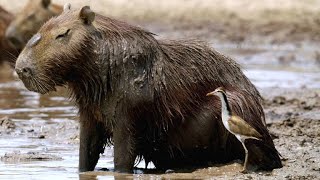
[206,87,263,172]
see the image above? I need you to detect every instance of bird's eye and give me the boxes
[55,29,70,39]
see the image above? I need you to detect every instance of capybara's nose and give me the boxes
[15,67,33,78]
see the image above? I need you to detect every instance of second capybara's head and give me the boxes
[5,0,62,50]
[15,5,97,94]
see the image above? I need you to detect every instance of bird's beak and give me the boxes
[206,91,216,96]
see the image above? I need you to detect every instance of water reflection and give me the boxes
[0,71,76,120]
[78,162,242,180]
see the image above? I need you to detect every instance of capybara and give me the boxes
[5,0,62,50]
[15,5,282,172]
[0,6,17,67]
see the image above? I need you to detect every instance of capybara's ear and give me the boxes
[79,6,95,25]
[41,0,51,8]
[63,3,71,12]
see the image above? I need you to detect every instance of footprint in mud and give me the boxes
[0,151,63,162]
[0,116,15,130]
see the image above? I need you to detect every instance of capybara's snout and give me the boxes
[15,56,34,79]
[15,66,33,78]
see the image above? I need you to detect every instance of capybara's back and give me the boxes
[5,0,62,50]
[0,6,12,33]
[0,6,17,66]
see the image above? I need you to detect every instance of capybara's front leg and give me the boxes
[79,118,106,172]
[113,120,136,173]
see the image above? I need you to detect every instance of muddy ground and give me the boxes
[0,87,319,179]
[0,0,320,179]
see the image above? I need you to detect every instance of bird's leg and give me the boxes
[221,127,229,149]
[241,142,249,173]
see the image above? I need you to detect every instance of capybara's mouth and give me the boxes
[20,77,54,94]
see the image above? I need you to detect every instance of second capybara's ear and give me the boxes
[79,6,95,25]
[63,3,71,12]
[41,0,51,8]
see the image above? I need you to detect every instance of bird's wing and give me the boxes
[228,115,263,139]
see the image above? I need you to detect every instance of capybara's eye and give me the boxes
[27,13,35,20]
[55,29,70,40]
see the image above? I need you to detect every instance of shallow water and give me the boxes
[0,43,319,179]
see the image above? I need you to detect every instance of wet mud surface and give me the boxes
[0,87,319,179]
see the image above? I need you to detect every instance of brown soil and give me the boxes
[1,151,63,162]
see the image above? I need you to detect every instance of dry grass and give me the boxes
[1,0,320,41]
[93,0,320,25]
[2,0,319,23]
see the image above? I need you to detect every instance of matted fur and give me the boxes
[15,7,281,172]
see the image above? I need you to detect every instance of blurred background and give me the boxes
[0,0,319,179]
[3,0,320,42]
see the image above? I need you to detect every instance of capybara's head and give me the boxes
[5,0,62,50]
[15,5,96,94]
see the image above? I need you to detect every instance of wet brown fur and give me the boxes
[15,7,282,172]
[0,6,17,67]
[5,0,62,50]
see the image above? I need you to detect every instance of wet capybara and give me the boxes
[5,0,62,50]
[0,6,18,67]
[15,5,282,172]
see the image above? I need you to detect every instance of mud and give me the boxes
[1,91,318,180]
[1,151,63,162]
[0,116,16,131]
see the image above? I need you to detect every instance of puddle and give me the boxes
[0,42,319,179]
[245,69,320,89]
[215,42,320,89]
[80,162,242,179]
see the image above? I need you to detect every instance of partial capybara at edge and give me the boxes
[5,0,62,50]
[15,5,282,173]
[0,6,18,67]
